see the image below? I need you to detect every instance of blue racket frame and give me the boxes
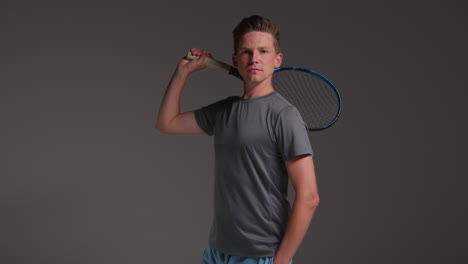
[228,66,342,131]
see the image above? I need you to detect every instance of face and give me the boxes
[232,31,283,85]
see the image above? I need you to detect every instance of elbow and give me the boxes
[306,195,320,211]
[156,126,171,135]
[298,193,320,211]
[155,121,170,134]
[310,196,320,210]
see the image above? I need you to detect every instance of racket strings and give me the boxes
[272,70,340,130]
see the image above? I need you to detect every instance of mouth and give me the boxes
[247,68,262,73]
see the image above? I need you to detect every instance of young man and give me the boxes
[156,15,319,264]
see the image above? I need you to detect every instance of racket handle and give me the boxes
[186,51,231,74]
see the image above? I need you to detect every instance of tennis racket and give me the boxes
[186,51,342,131]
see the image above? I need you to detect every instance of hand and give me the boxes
[177,48,212,76]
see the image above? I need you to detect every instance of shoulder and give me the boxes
[267,92,300,118]
[268,93,307,129]
[270,92,293,108]
[276,105,305,129]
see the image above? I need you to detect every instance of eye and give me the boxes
[261,50,268,53]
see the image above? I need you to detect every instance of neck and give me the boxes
[242,79,275,99]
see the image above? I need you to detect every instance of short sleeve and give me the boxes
[274,106,313,160]
[194,97,231,136]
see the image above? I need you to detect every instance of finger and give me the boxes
[193,53,206,68]
[199,50,207,59]
[190,48,205,57]
[187,50,204,62]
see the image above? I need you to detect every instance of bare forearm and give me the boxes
[156,49,208,134]
[274,197,319,264]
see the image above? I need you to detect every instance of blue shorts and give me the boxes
[201,247,292,264]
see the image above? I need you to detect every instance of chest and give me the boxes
[213,102,277,149]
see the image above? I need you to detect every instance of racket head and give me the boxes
[272,67,342,131]
[223,65,342,131]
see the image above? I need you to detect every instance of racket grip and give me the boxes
[186,51,231,74]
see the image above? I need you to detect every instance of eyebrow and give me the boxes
[238,46,272,51]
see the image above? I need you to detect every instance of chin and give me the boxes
[247,72,263,79]
[245,75,262,82]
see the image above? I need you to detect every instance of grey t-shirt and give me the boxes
[194,91,313,257]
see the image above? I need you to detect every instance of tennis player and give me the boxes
[156,15,319,264]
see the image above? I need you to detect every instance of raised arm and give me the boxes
[155,49,209,135]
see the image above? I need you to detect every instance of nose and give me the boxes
[249,51,259,65]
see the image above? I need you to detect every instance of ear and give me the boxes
[275,52,283,68]
[232,53,238,67]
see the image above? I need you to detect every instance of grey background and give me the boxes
[1,0,467,263]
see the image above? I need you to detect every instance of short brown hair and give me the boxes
[232,15,281,54]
